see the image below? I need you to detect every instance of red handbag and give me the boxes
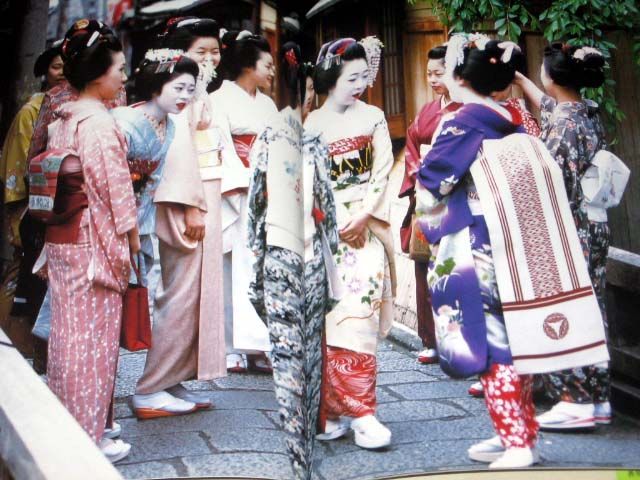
[120,255,152,351]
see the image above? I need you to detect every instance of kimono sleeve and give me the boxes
[399,116,421,198]
[246,127,269,255]
[539,94,557,133]
[363,115,394,223]
[544,118,581,215]
[27,93,53,163]
[417,119,484,200]
[79,117,137,236]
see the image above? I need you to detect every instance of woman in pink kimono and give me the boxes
[43,20,139,463]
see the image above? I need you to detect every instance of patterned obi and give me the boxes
[232,134,257,168]
[328,135,373,191]
[129,156,160,194]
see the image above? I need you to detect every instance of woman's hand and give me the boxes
[128,226,141,254]
[184,206,206,241]
[339,212,371,249]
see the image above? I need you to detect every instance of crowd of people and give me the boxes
[0,13,627,480]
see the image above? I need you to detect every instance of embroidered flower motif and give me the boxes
[6,175,17,190]
[440,126,465,136]
[346,277,362,293]
[343,250,357,267]
[439,174,458,195]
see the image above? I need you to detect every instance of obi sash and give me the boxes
[470,133,609,374]
[232,134,257,168]
[45,172,89,244]
[328,135,373,190]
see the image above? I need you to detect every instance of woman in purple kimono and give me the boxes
[416,35,539,468]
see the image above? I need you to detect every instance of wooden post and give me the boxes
[1,0,49,139]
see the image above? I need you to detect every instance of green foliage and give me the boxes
[413,0,640,135]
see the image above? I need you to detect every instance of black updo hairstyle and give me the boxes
[543,43,605,90]
[62,20,123,91]
[161,17,220,51]
[454,40,524,96]
[427,45,447,61]
[313,41,367,95]
[133,55,199,101]
[219,32,271,81]
[280,42,314,109]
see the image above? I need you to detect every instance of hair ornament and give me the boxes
[497,41,521,63]
[573,46,603,61]
[144,48,184,73]
[237,30,254,41]
[285,48,298,67]
[358,36,384,87]
[444,32,490,77]
[315,38,356,70]
[194,58,216,99]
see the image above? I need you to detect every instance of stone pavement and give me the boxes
[113,336,640,480]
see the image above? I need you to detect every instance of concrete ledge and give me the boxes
[387,321,423,352]
[0,329,122,480]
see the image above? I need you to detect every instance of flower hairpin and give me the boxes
[285,48,298,67]
[359,36,384,87]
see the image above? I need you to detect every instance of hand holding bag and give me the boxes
[120,254,152,351]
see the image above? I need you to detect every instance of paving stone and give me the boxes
[114,401,134,419]
[377,370,437,386]
[537,435,640,467]
[182,452,294,479]
[389,416,494,445]
[376,387,401,404]
[388,381,472,400]
[207,389,279,411]
[118,408,273,438]
[316,439,479,480]
[377,400,466,423]
[115,352,146,398]
[447,396,489,414]
[203,427,287,453]
[415,363,451,379]
[118,431,210,465]
[377,357,422,372]
[116,460,179,479]
[211,373,276,391]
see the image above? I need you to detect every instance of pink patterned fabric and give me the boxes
[481,363,538,448]
[45,98,136,443]
[47,218,122,443]
[320,346,377,419]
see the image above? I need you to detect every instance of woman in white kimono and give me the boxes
[209,32,277,373]
[304,37,396,449]
[132,17,227,418]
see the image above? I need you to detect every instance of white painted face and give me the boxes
[154,73,197,114]
[328,58,369,107]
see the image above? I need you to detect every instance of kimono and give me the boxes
[0,93,44,324]
[209,80,278,354]
[304,100,395,419]
[112,105,176,280]
[539,95,610,405]
[248,111,339,478]
[136,95,226,394]
[45,98,137,443]
[399,97,460,350]
[416,102,538,449]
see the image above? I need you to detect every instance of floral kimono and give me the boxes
[247,110,339,479]
[416,103,526,378]
[417,102,542,449]
[112,105,176,280]
[304,100,394,420]
[45,98,137,443]
[539,95,610,404]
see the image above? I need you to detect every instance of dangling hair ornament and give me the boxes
[145,48,184,73]
[572,46,602,61]
[358,36,384,87]
[194,58,216,99]
[444,32,490,77]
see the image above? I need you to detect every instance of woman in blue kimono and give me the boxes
[416,35,539,468]
[112,52,199,281]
